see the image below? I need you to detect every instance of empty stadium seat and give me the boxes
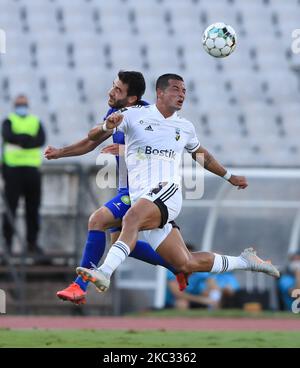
[0,0,299,166]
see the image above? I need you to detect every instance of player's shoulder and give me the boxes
[128,103,151,110]
[176,113,192,124]
[120,104,152,118]
[175,113,195,130]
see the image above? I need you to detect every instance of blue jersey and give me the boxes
[103,100,149,190]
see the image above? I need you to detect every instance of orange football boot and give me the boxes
[56,282,87,305]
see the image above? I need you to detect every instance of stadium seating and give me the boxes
[0,0,299,166]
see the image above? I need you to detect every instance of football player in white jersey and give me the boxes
[77,74,280,293]
[45,71,192,303]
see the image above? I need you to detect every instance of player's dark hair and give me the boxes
[118,70,146,101]
[156,73,184,91]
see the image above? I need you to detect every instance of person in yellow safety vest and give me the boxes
[1,95,46,256]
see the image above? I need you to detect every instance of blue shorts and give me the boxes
[104,189,131,233]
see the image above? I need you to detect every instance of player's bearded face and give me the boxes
[162,80,186,111]
[108,78,130,108]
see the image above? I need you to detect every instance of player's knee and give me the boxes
[122,208,140,230]
[88,208,109,230]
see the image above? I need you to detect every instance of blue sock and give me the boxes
[130,240,177,274]
[75,230,106,291]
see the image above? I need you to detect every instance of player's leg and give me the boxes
[110,226,175,272]
[78,220,280,294]
[109,229,121,244]
[76,198,161,292]
[113,182,181,249]
[2,166,22,254]
[74,206,121,290]
[76,183,180,292]
[86,191,174,274]
[80,191,132,278]
[156,227,214,273]
[23,168,42,254]
[107,191,178,274]
[57,198,121,304]
[156,228,279,278]
[76,185,180,298]
[94,198,160,282]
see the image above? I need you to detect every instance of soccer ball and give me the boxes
[202,22,237,58]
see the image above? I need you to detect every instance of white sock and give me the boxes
[210,253,248,273]
[99,241,131,277]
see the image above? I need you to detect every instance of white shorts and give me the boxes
[141,182,182,228]
[139,222,173,251]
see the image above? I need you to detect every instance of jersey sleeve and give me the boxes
[185,123,200,153]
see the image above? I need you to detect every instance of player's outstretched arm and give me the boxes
[44,137,105,160]
[88,113,123,141]
[192,145,248,189]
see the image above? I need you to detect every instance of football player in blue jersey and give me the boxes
[45,71,187,304]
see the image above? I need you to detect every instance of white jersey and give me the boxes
[115,104,200,202]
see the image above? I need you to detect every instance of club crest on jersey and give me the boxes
[175,128,180,141]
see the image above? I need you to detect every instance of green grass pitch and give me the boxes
[0,329,299,348]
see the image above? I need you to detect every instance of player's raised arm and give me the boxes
[44,135,111,160]
[192,145,248,190]
[88,113,123,141]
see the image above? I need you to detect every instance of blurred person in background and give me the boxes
[165,244,240,310]
[278,250,300,311]
[166,269,219,310]
[1,95,46,257]
[202,272,240,309]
